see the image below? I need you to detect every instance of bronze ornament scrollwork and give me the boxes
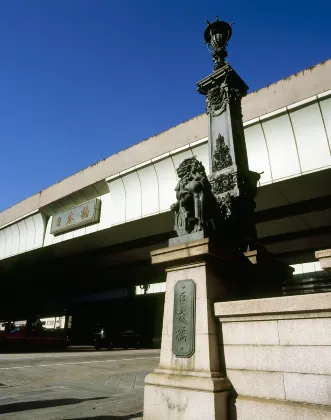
[206,83,243,117]
[206,83,228,116]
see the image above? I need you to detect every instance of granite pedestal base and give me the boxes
[144,374,230,420]
[143,238,240,420]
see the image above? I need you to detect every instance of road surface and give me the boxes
[0,348,159,419]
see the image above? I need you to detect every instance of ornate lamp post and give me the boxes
[203,17,233,71]
[197,17,261,252]
[170,17,260,252]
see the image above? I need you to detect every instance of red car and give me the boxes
[0,324,70,352]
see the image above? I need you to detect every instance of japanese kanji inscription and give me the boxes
[172,279,196,357]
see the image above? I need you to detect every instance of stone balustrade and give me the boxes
[316,249,331,272]
[215,292,331,420]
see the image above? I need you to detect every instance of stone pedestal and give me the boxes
[143,238,247,420]
[315,249,331,272]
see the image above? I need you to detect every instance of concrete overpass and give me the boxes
[0,60,331,335]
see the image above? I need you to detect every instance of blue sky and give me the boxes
[0,0,330,212]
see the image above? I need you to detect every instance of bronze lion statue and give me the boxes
[171,157,219,237]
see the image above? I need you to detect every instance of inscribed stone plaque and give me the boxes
[50,198,101,235]
[172,279,196,358]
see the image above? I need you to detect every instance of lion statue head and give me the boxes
[176,157,207,183]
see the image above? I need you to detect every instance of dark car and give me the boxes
[93,328,140,351]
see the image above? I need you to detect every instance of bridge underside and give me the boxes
[0,168,330,335]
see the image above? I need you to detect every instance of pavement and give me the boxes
[0,348,160,419]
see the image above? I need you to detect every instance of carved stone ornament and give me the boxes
[209,169,261,224]
[218,192,235,219]
[212,134,233,172]
[206,83,243,117]
[210,172,237,196]
[206,83,228,116]
[170,157,218,237]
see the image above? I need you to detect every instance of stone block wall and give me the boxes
[214,292,331,420]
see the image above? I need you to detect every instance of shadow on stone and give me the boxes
[0,397,107,415]
[218,323,238,420]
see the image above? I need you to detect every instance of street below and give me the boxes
[0,348,159,419]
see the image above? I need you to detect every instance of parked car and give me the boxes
[93,328,140,351]
[0,324,70,352]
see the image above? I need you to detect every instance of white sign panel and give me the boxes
[51,198,101,235]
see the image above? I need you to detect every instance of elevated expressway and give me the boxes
[0,60,330,320]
